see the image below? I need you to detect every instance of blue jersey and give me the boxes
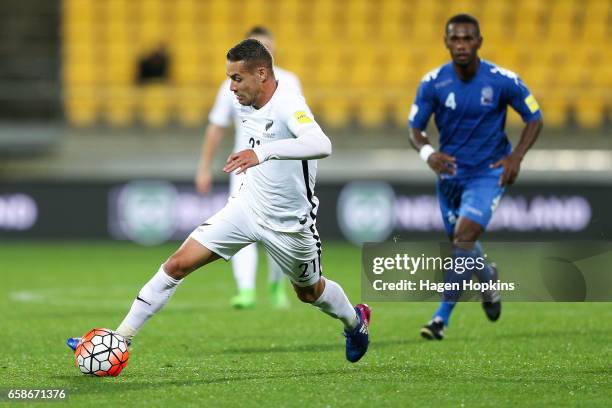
[409,59,542,172]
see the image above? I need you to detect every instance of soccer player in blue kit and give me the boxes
[409,14,543,340]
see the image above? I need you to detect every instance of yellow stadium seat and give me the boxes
[575,96,605,129]
[321,97,350,128]
[63,0,95,22]
[444,0,479,18]
[63,62,98,85]
[175,87,212,127]
[139,85,172,127]
[591,64,612,88]
[392,103,411,128]
[359,95,388,128]
[61,0,604,129]
[103,87,135,127]
[65,86,98,126]
[540,93,569,128]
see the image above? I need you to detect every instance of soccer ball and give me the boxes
[75,328,129,377]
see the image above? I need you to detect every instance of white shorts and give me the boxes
[189,197,322,287]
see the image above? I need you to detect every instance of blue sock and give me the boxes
[471,241,493,283]
[433,246,477,326]
[433,301,456,326]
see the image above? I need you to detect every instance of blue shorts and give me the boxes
[436,167,505,236]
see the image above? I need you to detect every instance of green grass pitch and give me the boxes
[1,242,610,407]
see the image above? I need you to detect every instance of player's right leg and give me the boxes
[421,178,462,340]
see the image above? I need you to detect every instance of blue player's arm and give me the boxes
[409,72,456,176]
[491,74,544,186]
[410,128,456,176]
[490,119,542,186]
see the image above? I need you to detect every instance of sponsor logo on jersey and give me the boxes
[265,120,274,131]
[294,111,313,124]
[524,94,540,113]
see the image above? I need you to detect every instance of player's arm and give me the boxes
[408,76,456,176]
[490,118,542,186]
[410,128,456,176]
[224,105,330,174]
[491,78,544,186]
[223,126,331,175]
[195,81,233,193]
[195,123,226,193]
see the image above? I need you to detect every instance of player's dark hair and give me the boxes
[246,26,273,39]
[227,39,273,71]
[446,14,481,37]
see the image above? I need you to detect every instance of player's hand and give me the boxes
[223,149,260,174]
[490,154,522,186]
[427,152,457,176]
[195,168,213,194]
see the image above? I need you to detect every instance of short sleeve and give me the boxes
[409,78,436,129]
[504,77,542,123]
[208,79,234,127]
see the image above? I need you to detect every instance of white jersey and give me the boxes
[233,79,322,233]
[208,66,302,153]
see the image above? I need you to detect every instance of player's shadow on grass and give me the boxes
[219,338,420,355]
[55,366,376,392]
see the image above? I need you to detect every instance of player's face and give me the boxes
[445,23,482,67]
[226,60,264,106]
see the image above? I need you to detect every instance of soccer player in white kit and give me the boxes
[68,39,371,363]
[195,27,301,309]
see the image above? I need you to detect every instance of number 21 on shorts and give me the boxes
[298,257,320,281]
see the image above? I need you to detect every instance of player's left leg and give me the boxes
[266,253,289,309]
[227,172,258,308]
[421,178,462,340]
[230,243,258,308]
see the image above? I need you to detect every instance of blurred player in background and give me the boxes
[69,39,371,363]
[409,14,543,340]
[196,26,302,309]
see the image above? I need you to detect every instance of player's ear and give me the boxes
[256,66,267,82]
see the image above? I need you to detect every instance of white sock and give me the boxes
[116,265,181,341]
[312,278,358,330]
[266,252,283,284]
[231,243,258,291]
